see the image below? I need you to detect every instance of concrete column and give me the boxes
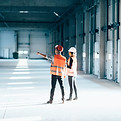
[112,0,118,81]
[69,17,73,48]
[118,39,121,85]
[118,0,121,86]
[63,22,66,56]
[98,0,106,78]
[76,13,83,71]
[64,20,69,58]
[85,11,90,74]
[69,15,76,48]
[73,16,76,47]
[14,31,18,52]
[58,26,60,44]
[0,31,2,57]
[28,32,31,59]
[55,29,58,44]
[52,31,55,55]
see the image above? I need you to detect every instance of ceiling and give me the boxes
[0,0,83,30]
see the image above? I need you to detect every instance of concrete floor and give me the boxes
[0,59,121,121]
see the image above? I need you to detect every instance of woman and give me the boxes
[66,47,78,101]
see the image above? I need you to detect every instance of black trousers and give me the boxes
[68,76,77,99]
[50,75,65,101]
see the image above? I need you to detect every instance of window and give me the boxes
[18,51,28,55]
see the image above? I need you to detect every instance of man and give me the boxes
[37,45,66,104]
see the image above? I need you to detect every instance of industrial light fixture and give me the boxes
[19,11,29,14]
[53,12,60,17]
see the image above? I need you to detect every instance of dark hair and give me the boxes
[70,52,73,55]
[70,52,74,57]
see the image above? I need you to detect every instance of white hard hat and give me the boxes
[68,47,76,53]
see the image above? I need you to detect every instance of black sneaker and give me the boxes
[47,100,53,104]
[62,99,64,104]
[62,98,64,104]
[73,97,78,100]
[66,98,72,101]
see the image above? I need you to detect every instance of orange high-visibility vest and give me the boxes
[67,57,77,76]
[50,55,66,77]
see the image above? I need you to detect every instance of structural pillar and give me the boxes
[98,0,105,78]
[118,0,121,86]
[15,31,18,52]
[85,11,90,74]
[69,15,76,48]
[76,12,83,71]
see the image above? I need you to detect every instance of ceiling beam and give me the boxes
[0,0,80,7]
[0,13,9,27]
[0,20,54,24]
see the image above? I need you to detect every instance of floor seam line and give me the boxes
[2,105,7,119]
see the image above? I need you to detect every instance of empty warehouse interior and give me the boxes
[0,0,121,121]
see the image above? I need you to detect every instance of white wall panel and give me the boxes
[18,31,29,43]
[4,48,9,58]
[83,43,86,72]
[106,41,113,80]
[0,31,15,58]
[118,39,120,83]
[29,31,47,59]
[94,42,99,76]
[18,31,30,58]
[0,49,4,57]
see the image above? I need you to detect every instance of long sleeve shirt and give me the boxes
[67,57,73,69]
[45,55,54,64]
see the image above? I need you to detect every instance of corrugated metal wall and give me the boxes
[0,30,48,59]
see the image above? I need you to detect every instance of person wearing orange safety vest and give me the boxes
[37,45,66,104]
[66,47,78,101]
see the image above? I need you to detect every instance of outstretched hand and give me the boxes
[36,52,40,55]
[36,52,46,58]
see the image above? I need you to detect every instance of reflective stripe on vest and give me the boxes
[51,65,64,69]
[50,70,62,74]
[50,55,66,76]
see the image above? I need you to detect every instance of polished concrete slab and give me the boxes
[0,59,121,121]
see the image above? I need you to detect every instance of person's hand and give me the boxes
[36,52,46,58]
[36,52,40,55]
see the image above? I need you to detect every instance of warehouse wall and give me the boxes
[29,31,48,59]
[47,0,120,84]
[0,0,120,85]
[0,31,16,59]
[0,30,48,59]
